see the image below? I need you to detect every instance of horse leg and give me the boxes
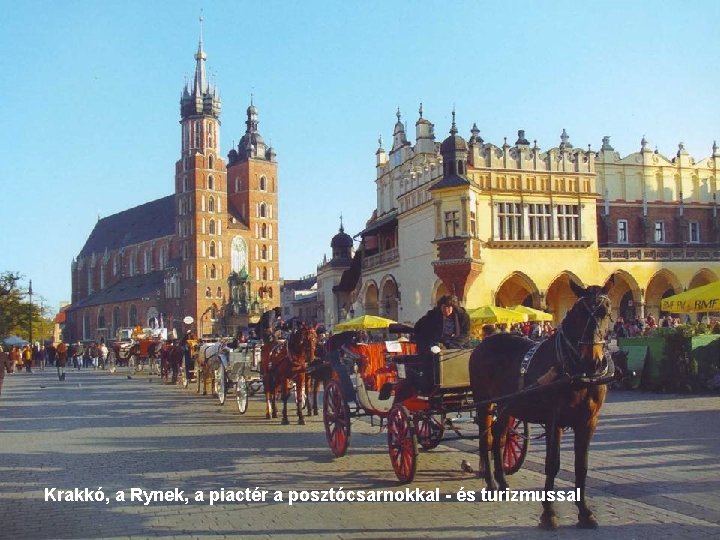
[539,417,563,530]
[478,405,495,490]
[574,422,599,529]
[296,373,306,425]
[312,377,320,415]
[491,414,510,491]
[303,374,312,417]
[281,379,290,425]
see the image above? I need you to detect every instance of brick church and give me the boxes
[65,31,279,341]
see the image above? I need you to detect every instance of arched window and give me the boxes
[129,305,138,327]
[183,242,189,259]
[144,250,151,273]
[261,223,267,238]
[98,308,106,329]
[268,287,273,298]
[216,286,222,298]
[262,267,268,280]
[259,202,267,218]
[208,197,215,212]
[209,219,216,235]
[210,264,217,279]
[261,245,267,260]
[209,241,216,258]
[194,120,200,147]
[183,176,189,192]
[208,175,214,190]
[260,175,267,191]
[112,307,120,335]
[208,155,214,169]
[205,287,212,298]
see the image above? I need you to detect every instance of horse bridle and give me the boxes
[555,292,612,379]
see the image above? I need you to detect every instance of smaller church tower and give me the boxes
[226,98,280,311]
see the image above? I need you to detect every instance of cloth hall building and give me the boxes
[65,34,279,341]
[319,107,720,329]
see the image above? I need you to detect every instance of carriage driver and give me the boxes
[259,307,283,345]
[414,294,471,353]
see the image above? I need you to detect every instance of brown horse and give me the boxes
[261,325,317,425]
[469,277,615,530]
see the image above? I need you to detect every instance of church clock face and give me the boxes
[231,236,248,273]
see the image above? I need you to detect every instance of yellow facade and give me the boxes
[339,112,720,329]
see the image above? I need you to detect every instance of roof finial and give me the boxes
[378,134,383,148]
[419,102,423,119]
[450,107,457,136]
[199,11,204,48]
[250,91,254,106]
[396,107,401,122]
[339,213,344,233]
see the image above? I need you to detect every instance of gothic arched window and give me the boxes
[210,264,217,279]
[208,197,215,212]
[259,203,267,218]
[260,176,267,191]
[209,241,216,258]
[209,219,216,235]
[208,175,214,190]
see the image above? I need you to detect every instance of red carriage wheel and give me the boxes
[323,379,351,457]
[503,416,529,475]
[387,405,418,483]
[415,413,445,451]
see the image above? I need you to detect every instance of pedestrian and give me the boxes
[56,340,68,381]
[46,342,57,368]
[0,345,15,397]
[22,344,33,373]
[8,346,20,372]
[37,344,46,371]
[99,340,108,370]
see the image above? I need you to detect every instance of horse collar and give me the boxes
[519,342,542,389]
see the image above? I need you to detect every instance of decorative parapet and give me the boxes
[599,246,720,261]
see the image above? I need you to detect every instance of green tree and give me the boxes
[0,271,53,342]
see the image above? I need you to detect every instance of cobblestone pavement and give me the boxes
[0,368,718,539]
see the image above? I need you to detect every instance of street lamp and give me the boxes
[28,280,33,347]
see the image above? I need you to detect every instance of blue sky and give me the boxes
[2,1,720,315]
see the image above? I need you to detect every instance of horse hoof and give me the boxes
[298,417,306,425]
[265,413,271,419]
[281,417,290,425]
[577,514,599,529]
[539,512,560,531]
[272,412,278,419]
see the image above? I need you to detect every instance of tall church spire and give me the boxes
[194,15,207,94]
[180,16,220,120]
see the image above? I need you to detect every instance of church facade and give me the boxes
[65,33,280,341]
[329,107,720,328]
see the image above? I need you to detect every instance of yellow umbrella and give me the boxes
[660,281,720,313]
[509,305,553,322]
[334,314,397,331]
[468,305,528,325]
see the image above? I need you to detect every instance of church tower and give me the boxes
[226,99,280,311]
[175,19,226,330]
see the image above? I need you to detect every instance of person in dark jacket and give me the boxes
[414,294,471,353]
[258,307,282,345]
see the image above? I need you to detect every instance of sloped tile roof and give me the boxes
[71,271,165,309]
[79,196,175,257]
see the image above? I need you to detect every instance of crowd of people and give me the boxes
[0,340,110,382]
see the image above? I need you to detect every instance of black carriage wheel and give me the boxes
[415,413,445,451]
[323,379,351,458]
[503,416,530,475]
[236,376,249,415]
[217,365,226,405]
[387,405,418,483]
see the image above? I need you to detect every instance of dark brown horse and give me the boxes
[261,325,317,425]
[469,277,615,530]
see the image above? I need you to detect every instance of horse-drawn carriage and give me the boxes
[193,339,262,414]
[324,278,622,530]
[321,340,529,482]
